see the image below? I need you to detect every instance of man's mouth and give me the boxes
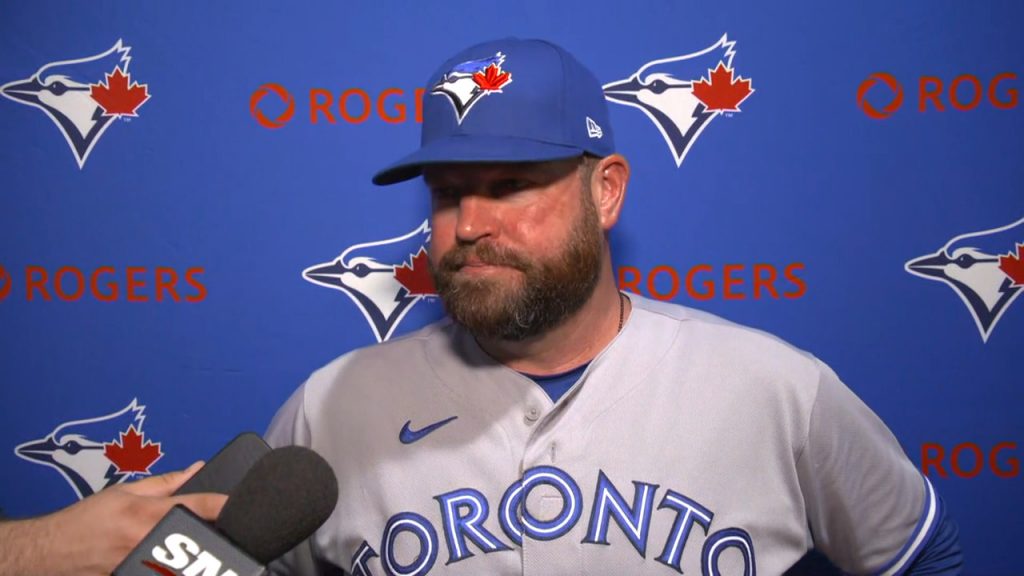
[457,261,508,274]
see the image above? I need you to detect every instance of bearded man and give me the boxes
[266,38,960,576]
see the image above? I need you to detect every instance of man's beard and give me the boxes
[431,193,604,342]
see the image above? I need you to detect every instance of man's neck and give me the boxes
[474,276,630,375]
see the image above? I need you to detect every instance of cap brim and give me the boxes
[372,135,584,186]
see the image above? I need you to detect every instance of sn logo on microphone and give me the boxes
[143,533,241,576]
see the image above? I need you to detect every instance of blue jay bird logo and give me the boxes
[303,221,438,342]
[905,216,1024,342]
[14,399,163,500]
[603,34,753,167]
[431,52,512,124]
[1,39,150,168]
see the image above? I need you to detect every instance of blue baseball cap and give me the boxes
[372,38,615,186]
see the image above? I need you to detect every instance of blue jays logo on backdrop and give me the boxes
[432,51,512,123]
[304,221,438,342]
[906,216,1024,342]
[1,39,150,168]
[14,399,163,500]
[603,34,753,167]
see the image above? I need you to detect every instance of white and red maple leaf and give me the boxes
[90,67,151,117]
[998,243,1024,287]
[394,248,437,296]
[104,426,163,475]
[692,62,753,112]
[473,64,512,92]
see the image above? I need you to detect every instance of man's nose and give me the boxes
[455,194,498,243]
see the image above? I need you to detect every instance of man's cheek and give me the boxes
[428,243,447,269]
[429,214,458,247]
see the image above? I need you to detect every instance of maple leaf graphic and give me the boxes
[692,62,754,112]
[473,64,512,92]
[998,243,1024,287]
[104,425,163,475]
[394,248,437,296]
[90,67,151,117]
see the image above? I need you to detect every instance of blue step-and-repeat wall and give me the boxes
[1,2,1020,573]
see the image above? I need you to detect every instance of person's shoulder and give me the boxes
[309,318,453,383]
[271,319,455,437]
[629,294,825,382]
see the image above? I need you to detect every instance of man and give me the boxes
[266,38,961,575]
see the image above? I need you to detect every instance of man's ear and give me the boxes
[590,154,630,230]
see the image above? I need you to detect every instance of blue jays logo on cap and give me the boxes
[604,34,753,168]
[14,398,163,500]
[372,38,614,186]
[1,40,151,169]
[431,51,513,124]
[905,215,1024,342]
[303,221,439,342]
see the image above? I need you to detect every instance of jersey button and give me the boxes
[524,407,540,424]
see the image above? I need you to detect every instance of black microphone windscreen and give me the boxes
[215,445,339,564]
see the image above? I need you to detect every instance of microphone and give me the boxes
[174,432,271,496]
[113,445,339,575]
[216,445,339,565]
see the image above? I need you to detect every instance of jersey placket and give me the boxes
[517,382,586,575]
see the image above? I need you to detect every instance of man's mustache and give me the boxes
[437,243,532,273]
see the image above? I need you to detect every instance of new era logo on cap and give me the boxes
[586,116,603,139]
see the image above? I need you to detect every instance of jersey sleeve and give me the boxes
[796,361,939,575]
[264,380,313,449]
[264,381,337,576]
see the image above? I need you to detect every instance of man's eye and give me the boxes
[431,187,458,201]
[492,179,529,195]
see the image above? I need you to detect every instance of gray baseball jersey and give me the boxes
[265,295,936,575]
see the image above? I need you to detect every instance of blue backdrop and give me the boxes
[2,2,1021,573]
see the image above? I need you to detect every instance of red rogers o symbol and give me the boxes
[250,83,295,129]
[857,72,904,120]
[0,265,11,301]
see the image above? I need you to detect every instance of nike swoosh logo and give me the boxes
[399,416,458,444]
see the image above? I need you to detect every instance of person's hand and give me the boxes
[0,462,227,576]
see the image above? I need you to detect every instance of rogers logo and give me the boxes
[922,442,1019,479]
[249,84,425,128]
[617,263,807,301]
[858,71,1019,119]
[250,83,295,129]
[0,265,207,303]
[857,72,904,119]
[0,265,10,301]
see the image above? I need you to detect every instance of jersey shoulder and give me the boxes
[629,294,825,382]
[307,318,454,390]
[265,319,457,446]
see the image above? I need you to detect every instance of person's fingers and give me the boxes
[120,461,205,497]
[173,493,228,521]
